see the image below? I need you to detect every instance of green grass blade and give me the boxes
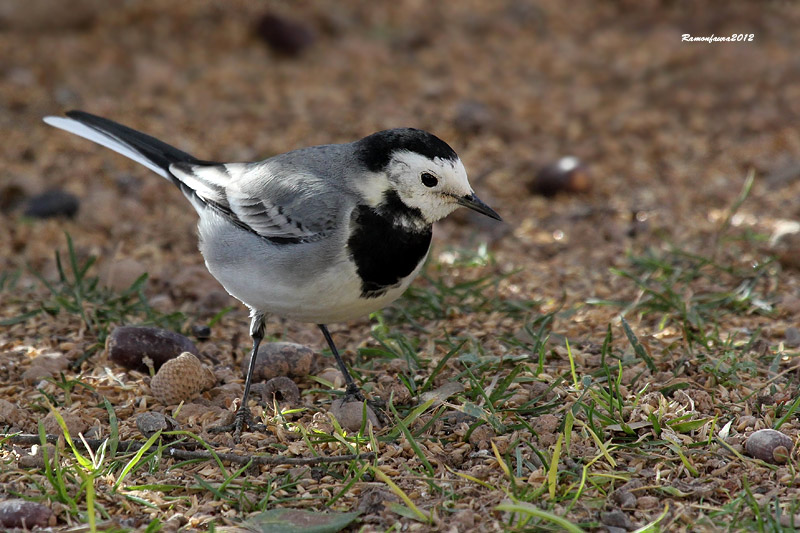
[113,431,162,491]
[621,318,656,372]
[496,501,585,532]
[372,466,431,524]
[388,400,435,477]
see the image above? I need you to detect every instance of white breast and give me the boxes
[196,209,425,323]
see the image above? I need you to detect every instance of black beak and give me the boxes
[457,193,502,221]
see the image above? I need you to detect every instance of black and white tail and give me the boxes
[43,110,210,187]
[44,110,264,238]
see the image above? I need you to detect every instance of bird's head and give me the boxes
[354,128,501,226]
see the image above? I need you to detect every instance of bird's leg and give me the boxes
[209,311,267,441]
[318,324,364,401]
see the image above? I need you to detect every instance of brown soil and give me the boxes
[2,1,800,531]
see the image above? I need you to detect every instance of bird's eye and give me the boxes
[421,172,438,188]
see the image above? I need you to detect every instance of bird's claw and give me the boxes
[208,405,266,442]
[344,383,365,402]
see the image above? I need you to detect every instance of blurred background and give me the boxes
[2,0,800,320]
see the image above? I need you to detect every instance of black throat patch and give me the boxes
[347,191,433,298]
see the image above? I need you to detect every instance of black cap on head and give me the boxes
[356,128,459,172]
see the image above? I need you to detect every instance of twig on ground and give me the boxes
[167,448,375,465]
[2,433,375,466]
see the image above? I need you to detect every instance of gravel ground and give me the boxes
[2,1,800,531]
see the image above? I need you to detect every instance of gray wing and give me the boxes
[170,159,346,244]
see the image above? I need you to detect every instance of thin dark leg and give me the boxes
[318,324,363,400]
[210,311,266,441]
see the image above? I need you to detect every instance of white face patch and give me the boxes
[387,150,472,223]
[349,170,392,208]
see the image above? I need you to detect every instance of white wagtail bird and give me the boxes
[44,111,502,439]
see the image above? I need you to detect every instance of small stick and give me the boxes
[2,433,375,466]
[167,448,375,465]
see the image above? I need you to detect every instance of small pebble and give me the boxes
[23,189,79,218]
[357,487,395,515]
[107,326,198,373]
[0,181,26,212]
[451,509,477,530]
[736,415,757,431]
[600,509,633,530]
[778,249,800,271]
[252,376,301,405]
[391,28,433,52]
[136,411,179,437]
[382,378,412,405]
[0,399,28,429]
[244,342,321,381]
[775,233,800,271]
[528,157,592,197]
[329,398,381,432]
[208,382,243,408]
[637,495,660,509]
[21,352,69,385]
[745,429,794,464]
[627,210,650,238]
[254,12,316,56]
[611,489,637,509]
[785,327,800,347]
[0,499,55,529]
[191,324,212,341]
[163,514,188,531]
[532,413,560,434]
[17,444,55,469]
[316,367,345,388]
[468,424,495,450]
[173,402,234,427]
[43,410,88,437]
[453,100,493,134]
[99,257,147,293]
[419,381,465,406]
[529,381,556,401]
[198,289,236,314]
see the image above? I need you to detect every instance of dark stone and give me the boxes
[23,189,79,218]
[107,326,198,373]
[0,499,54,529]
[528,157,592,197]
[191,324,212,341]
[254,12,316,56]
[600,509,633,530]
[0,182,26,213]
[611,489,637,509]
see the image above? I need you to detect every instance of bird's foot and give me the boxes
[343,383,365,403]
[208,405,266,442]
